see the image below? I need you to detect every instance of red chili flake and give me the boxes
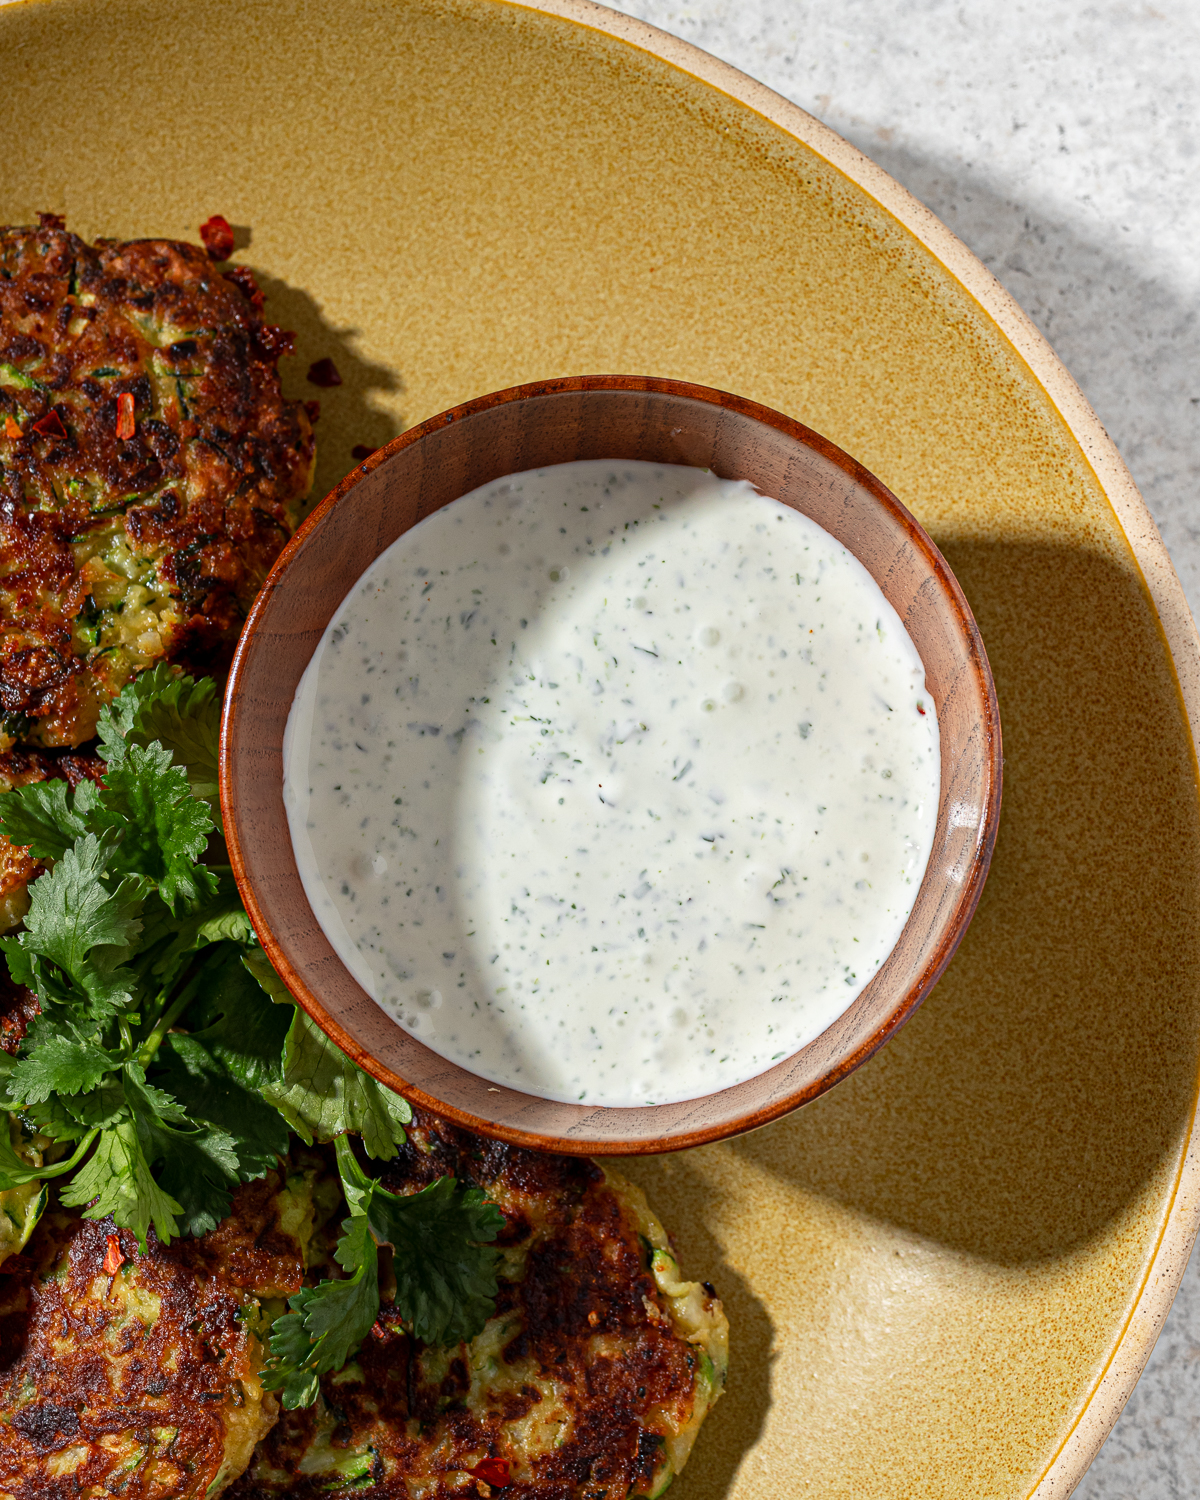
[116,392,136,441]
[351,444,377,461]
[467,1458,511,1488]
[916,702,926,716]
[306,357,343,388]
[198,214,235,260]
[222,265,265,312]
[31,409,67,440]
[304,400,321,424]
[3,415,20,440]
[102,1234,125,1275]
[255,325,296,359]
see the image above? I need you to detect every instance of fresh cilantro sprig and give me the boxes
[0,754,291,1242]
[97,663,224,826]
[263,1135,504,1408]
[0,668,503,1402]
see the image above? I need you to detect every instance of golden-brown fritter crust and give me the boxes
[0,835,37,938]
[0,973,38,1055]
[234,1113,722,1500]
[0,1174,307,1499]
[0,214,315,748]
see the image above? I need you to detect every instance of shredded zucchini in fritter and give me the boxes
[0,215,314,751]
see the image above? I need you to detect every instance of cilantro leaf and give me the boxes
[0,778,96,861]
[125,1062,240,1239]
[25,834,142,957]
[263,1211,380,1410]
[13,835,143,1017]
[185,948,293,1091]
[0,1055,93,1142]
[155,1031,290,1182]
[339,1135,501,1343]
[7,1035,115,1104]
[262,1007,411,1160]
[92,743,216,911]
[124,1064,189,1125]
[242,944,292,1004]
[95,667,166,754]
[11,1099,91,1142]
[60,1117,182,1249]
[145,1120,240,1237]
[0,934,35,991]
[95,662,178,757]
[123,876,252,1010]
[98,665,222,825]
[364,1176,503,1346]
[146,881,253,987]
[261,1139,502,1408]
[381,1182,502,1346]
[262,1313,325,1410]
[131,677,221,811]
[152,946,292,1181]
[61,1073,128,1130]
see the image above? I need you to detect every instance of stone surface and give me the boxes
[604,1,1200,1494]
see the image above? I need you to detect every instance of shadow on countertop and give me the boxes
[842,133,1200,613]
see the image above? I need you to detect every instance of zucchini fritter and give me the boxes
[233,1114,729,1500]
[0,214,315,751]
[0,1163,329,1499]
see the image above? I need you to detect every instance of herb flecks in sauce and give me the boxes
[284,463,940,1106]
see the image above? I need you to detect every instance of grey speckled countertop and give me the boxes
[604,2,1200,1494]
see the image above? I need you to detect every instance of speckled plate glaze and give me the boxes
[2,0,1198,1496]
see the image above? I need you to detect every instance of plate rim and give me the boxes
[496,0,1200,1492]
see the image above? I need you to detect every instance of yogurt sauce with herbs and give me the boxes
[284,461,940,1107]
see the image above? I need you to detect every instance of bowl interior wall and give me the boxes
[225,382,997,1149]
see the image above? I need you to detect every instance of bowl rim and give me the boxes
[221,373,1002,1154]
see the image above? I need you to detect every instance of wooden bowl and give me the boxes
[221,374,1001,1152]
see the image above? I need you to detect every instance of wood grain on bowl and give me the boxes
[221,376,1001,1153]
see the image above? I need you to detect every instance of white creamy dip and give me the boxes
[284,461,940,1106]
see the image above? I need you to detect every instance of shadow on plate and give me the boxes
[730,534,1200,1266]
[252,266,403,510]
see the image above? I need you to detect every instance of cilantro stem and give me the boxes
[0,1127,99,1188]
[334,1132,368,1188]
[134,966,206,1067]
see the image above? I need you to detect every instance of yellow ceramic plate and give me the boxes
[3,1,1199,1495]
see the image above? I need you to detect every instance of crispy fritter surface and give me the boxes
[0,976,37,1057]
[0,214,314,750]
[0,1167,318,1499]
[233,1114,729,1500]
